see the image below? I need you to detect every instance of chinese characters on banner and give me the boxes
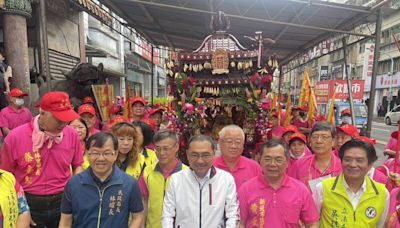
[315,80,365,104]
[362,43,375,91]
[92,84,114,122]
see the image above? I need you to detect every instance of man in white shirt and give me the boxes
[313,139,389,228]
[162,134,239,228]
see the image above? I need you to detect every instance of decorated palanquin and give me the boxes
[165,12,279,157]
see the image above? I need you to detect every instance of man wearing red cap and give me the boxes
[292,106,310,134]
[0,88,32,136]
[78,104,100,137]
[281,125,298,144]
[334,124,359,157]
[340,108,352,124]
[149,107,164,131]
[131,97,148,122]
[0,91,84,227]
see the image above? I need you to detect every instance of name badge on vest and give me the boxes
[308,174,332,194]
[365,207,377,218]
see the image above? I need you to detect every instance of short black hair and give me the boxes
[86,132,118,151]
[188,134,217,151]
[132,121,154,147]
[311,121,336,138]
[338,139,377,165]
[259,139,289,157]
[153,129,178,144]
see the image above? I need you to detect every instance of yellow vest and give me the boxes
[143,161,187,228]
[0,170,19,228]
[320,174,387,228]
[83,154,90,170]
[126,153,146,180]
[142,148,157,167]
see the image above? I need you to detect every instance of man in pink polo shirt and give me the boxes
[78,104,100,137]
[0,91,84,228]
[214,125,262,188]
[288,122,342,193]
[0,88,32,136]
[238,139,319,228]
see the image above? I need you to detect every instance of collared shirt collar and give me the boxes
[257,174,290,189]
[89,166,115,190]
[219,156,245,170]
[342,175,367,194]
[154,159,181,175]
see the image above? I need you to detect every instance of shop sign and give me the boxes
[315,80,364,103]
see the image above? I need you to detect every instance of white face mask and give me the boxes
[341,116,351,124]
[15,98,24,106]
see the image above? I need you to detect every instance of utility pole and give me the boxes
[366,8,382,137]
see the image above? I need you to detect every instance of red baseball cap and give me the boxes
[283,125,298,136]
[341,108,351,116]
[130,96,148,106]
[149,108,163,116]
[36,91,79,122]
[356,136,376,145]
[289,132,307,144]
[109,115,128,125]
[9,88,28,97]
[82,96,95,104]
[336,124,359,137]
[78,104,96,116]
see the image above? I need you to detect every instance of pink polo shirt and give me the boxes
[386,188,400,228]
[386,137,397,151]
[238,174,319,227]
[213,156,262,188]
[287,153,342,190]
[0,123,83,195]
[0,105,32,130]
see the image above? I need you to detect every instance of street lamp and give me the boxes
[382,52,394,115]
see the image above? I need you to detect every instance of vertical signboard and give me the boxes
[362,43,375,91]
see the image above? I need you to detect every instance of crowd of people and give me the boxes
[1,89,400,228]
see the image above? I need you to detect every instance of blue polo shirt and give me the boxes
[61,166,143,228]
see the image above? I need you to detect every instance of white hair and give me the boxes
[218,124,245,140]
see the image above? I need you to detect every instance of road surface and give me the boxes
[371,121,397,166]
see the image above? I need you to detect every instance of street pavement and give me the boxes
[371,119,397,166]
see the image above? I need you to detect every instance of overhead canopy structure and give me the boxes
[99,0,383,63]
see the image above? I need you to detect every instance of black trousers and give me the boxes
[25,193,62,228]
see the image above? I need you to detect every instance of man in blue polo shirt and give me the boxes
[59,132,144,228]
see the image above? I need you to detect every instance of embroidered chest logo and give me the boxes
[109,190,123,216]
[365,207,377,218]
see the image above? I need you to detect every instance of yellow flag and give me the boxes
[277,99,282,126]
[307,88,317,126]
[283,92,292,126]
[123,82,131,119]
[299,70,311,107]
[327,87,336,125]
[271,93,277,110]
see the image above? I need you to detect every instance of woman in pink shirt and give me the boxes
[287,132,311,170]
[384,130,399,158]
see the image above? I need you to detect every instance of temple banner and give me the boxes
[92,84,114,122]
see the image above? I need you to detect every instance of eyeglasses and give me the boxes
[221,139,243,145]
[263,157,286,165]
[310,134,332,141]
[189,153,213,160]
[87,151,115,158]
[155,143,177,153]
